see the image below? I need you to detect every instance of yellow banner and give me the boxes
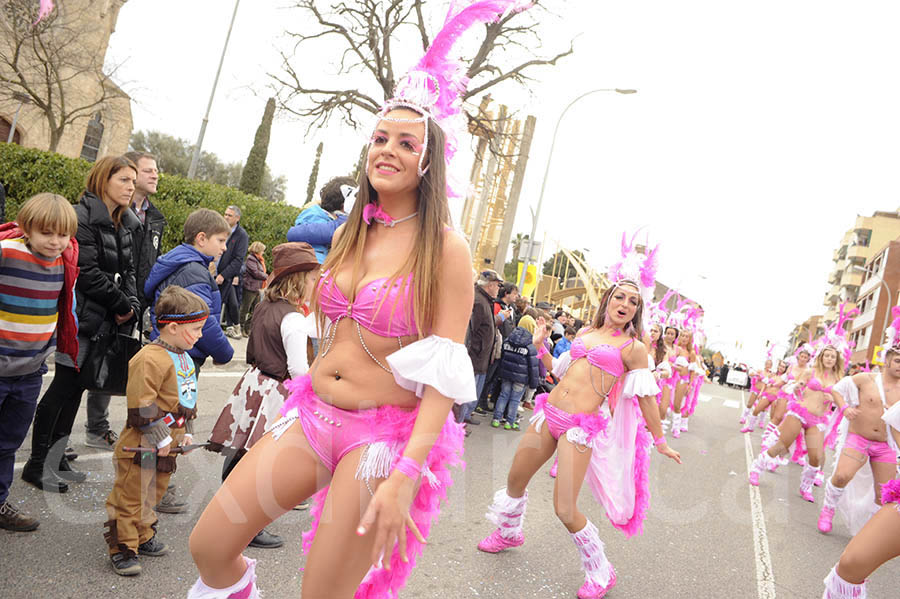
[872,345,884,366]
[516,262,539,299]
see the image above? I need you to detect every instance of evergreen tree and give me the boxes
[239,97,275,197]
[306,141,323,204]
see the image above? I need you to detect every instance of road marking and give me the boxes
[744,433,777,599]
[723,399,741,409]
[699,394,712,402]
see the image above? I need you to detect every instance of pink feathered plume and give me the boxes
[34,0,53,24]
[882,479,900,504]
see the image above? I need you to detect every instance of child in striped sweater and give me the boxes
[0,193,79,532]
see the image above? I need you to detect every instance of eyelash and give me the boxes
[371,135,419,153]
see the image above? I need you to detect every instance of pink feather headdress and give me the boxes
[811,303,859,363]
[646,288,675,329]
[607,231,660,307]
[882,306,900,350]
[375,0,531,190]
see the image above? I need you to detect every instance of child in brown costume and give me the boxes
[103,286,208,576]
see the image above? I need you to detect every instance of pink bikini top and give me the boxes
[570,337,631,377]
[317,270,418,338]
[805,376,833,393]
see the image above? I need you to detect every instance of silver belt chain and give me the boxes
[320,314,403,374]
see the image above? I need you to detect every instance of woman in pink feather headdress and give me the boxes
[477,232,681,599]
[187,2,532,597]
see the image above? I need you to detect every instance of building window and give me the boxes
[79,113,104,162]
[0,116,21,145]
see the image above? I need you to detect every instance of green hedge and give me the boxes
[0,143,298,264]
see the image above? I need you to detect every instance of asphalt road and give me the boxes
[2,345,898,598]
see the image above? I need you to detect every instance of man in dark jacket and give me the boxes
[492,325,540,429]
[460,269,502,425]
[216,205,248,339]
[84,152,169,452]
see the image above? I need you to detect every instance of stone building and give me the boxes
[0,0,132,160]
[848,240,900,365]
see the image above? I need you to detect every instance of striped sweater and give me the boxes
[0,237,64,376]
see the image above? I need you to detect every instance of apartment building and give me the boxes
[823,211,900,324]
[848,240,900,364]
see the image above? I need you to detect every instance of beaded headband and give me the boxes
[157,310,208,325]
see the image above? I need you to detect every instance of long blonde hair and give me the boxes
[814,345,844,381]
[316,112,449,337]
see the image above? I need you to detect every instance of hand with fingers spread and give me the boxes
[356,474,426,570]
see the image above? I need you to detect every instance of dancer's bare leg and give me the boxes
[673,382,688,415]
[745,391,758,410]
[189,421,328,588]
[830,447,868,489]
[835,503,900,583]
[553,436,594,533]
[870,460,897,505]
[752,395,771,417]
[301,446,394,599]
[804,427,824,468]
[658,386,671,422]
[765,415,802,458]
[507,420,558,498]
[771,398,787,425]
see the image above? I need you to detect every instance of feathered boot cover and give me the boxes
[822,566,867,598]
[800,463,820,502]
[477,488,527,552]
[571,519,616,599]
[188,557,259,599]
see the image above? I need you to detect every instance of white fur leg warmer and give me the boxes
[822,565,867,599]
[824,480,846,510]
[188,557,259,599]
[571,519,612,587]
[485,487,527,540]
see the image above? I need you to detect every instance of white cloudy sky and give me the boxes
[108,1,900,364]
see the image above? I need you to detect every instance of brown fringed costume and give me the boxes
[103,342,197,557]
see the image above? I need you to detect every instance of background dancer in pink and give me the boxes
[741,357,773,427]
[477,233,681,599]
[749,316,852,503]
[186,3,533,596]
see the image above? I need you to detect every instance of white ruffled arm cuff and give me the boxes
[552,351,573,379]
[832,376,859,407]
[674,356,689,368]
[621,368,661,398]
[386,335,476,405]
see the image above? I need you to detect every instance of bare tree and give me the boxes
[0,1,127,152]
[271,0,572,138]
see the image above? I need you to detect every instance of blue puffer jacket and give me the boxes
[286,205,347,263]
[497,326,540,388]
[143,243,234,366]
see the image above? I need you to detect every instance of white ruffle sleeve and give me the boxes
[882,401,900,456]
[832,376,859,407]
[386,335,476,405]
[621,368,660,398]
[674,356,689,368]
[552,351,573,379]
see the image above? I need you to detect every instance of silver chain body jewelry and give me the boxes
[320,314,403,374]
[375,211,418,228]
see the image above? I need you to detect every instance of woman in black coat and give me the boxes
[22,156,140,493]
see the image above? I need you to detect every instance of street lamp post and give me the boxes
[187,0,241,179]
[516,88,637,292]
[852,264,892,358]
[6,92,31,144]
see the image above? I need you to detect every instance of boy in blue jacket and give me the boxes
[144,209,234,370]
[492,325,540,430]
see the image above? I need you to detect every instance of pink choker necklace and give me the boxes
[362,203,418,227]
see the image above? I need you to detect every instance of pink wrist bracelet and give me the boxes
[537,346,548,359]
[653,435,666,447]
[394,456,422,481]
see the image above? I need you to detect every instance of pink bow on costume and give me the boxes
[362,203,393,226]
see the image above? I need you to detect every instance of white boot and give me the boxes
[822,565,867,598]
[478,488,527,552]
[672,412,682,438]
[571,519,616,599]
[188,557,260,598]
[680,415,689,432]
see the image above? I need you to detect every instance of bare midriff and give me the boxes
[547,359,618,415]
[798,387,832,418]
[309,317,420,411]
[849,377,889,441]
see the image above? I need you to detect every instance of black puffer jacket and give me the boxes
[129,199,167,311]
[497,326,540,388]
[73,191,140,338]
